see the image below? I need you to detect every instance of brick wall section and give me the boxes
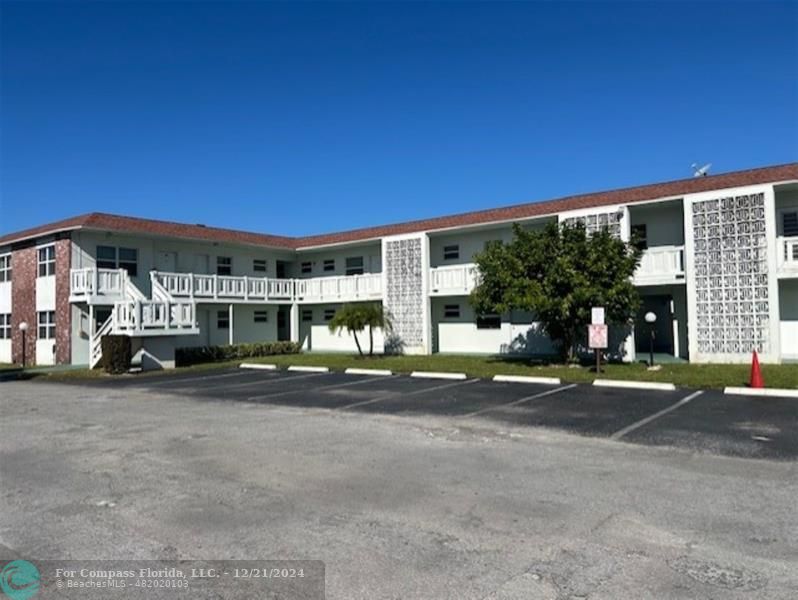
[55,239,72,364]
[11,246,36,366]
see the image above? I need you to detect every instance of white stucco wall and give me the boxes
[629,201,684,247]
[432,300,557,355]
[294,243,382,278]
[0,340,10,363]
[297,303,385,353]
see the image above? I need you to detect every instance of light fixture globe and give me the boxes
[18,321,29,331]
[644,311,657,324]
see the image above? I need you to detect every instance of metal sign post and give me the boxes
[589,307,608,373]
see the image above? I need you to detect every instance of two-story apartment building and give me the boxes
[1,162,797,368]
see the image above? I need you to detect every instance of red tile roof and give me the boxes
[1,162,796,250]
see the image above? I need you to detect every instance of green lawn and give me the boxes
[17,353,798,390]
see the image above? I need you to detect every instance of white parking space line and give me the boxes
[610,390,704,440]
[246,375,398,401]
[339,379,479,411]
[214,371,327,391]
[148,370,253,386]
[461,384,578,418]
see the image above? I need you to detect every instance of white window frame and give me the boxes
[0,254,10,283]
[37,245,55,277]
[216,310,230,329]
[253,259,267,273]
[301,309,313,322]
[323,308,336,321]
[301,261,312,275]
[323,259,335,272]
[254,310,268,323]
[0,313,10,339]
[38,310,55,339]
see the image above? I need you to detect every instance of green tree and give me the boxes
[471,222,643,362]
[328,303,393,357]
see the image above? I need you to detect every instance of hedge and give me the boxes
[175,341,301,367]
[100,335,132,374]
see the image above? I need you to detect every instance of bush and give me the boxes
[100,335,132,374]
[175,341,301,367]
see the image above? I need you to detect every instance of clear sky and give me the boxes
[1,1,796,237]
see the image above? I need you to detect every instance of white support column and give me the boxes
[290,303,299,343]
[228,303,234,346]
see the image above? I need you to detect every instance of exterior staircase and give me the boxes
[87,270,199,368]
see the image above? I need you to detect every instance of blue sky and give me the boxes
[1,1,796,237]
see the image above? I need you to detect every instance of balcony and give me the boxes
[152,271,294,302]
[112,300,198,336]
[633,245,685,285]
[294,273,382,303]
[429,264,478,296]
[70,268,129,303]
[777,236,798,277]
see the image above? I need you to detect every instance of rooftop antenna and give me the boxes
[691,162,712,177]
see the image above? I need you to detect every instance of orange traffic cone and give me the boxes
[749,350,764,389]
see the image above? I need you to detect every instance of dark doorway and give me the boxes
[636,295,673,354]
[277,306,289,341]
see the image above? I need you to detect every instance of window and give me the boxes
[118,248,138,276]
[217,256,232,276]
[631,224,648,250]
[0,314,10,339]
[783,211,798,237]
[443,245,459,260]
[345,256,364,276]
[38,311,55,339]
[323,259,335,272]
[476,313,501,329]
[38,245,55,277]
[444,304,460,318]
[323,308,336,321]
[96,245,116,270]
[0,254,10,282]
[217,310,230,329]
[301,309,313,322]
[301,261,312,275]
[253,259,267,273]
[254,310,268,323]
[97,246,138,276]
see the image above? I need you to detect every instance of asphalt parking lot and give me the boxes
[3,372,798,599]
[85,367,798,461]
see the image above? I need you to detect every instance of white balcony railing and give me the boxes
[70,268,128,300]
[429,264,478,296]
[778,236,798,274]
[294,273,382,303]
[113,300,197,335]
[150,270,381,304]
[153,271,294,302]
[634,245,685,284]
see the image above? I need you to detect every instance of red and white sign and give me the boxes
[588,324,608,349]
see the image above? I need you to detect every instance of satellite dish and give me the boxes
[691,162,712,177]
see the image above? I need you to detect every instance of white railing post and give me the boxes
[135,300,142,333]
[243,276,249,301]
[92,267,99,295]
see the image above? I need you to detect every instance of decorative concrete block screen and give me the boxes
[384,237,424,351]
[692,192,769,355]
[561,210,624,238]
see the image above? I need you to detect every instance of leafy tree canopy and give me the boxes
[470,222,643,360]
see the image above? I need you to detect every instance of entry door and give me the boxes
[156,251,177,273]
[35,339,56,366]
[637,295,673,354]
